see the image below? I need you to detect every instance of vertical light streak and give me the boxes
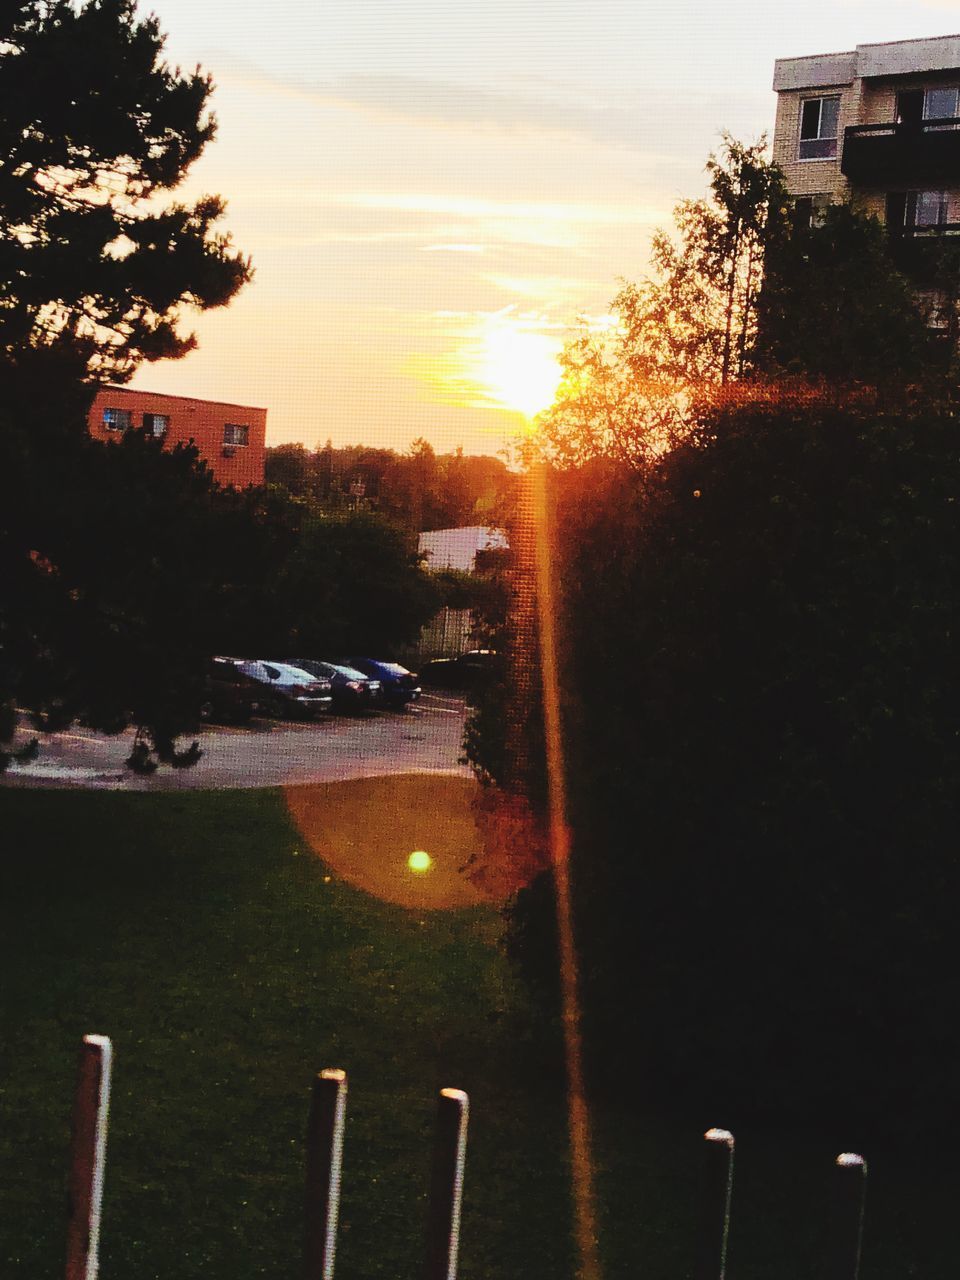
[526,460,601,1280]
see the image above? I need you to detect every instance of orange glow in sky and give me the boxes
[131,1,944,455]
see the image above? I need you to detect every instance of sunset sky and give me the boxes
[134,1,958,454]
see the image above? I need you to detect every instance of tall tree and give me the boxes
[0,0,250,393]
[754,202,947,398]
[538,134,790,468]
[0,0,253,769]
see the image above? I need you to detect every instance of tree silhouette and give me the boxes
[0,0,250,392]
[0,1,253,769]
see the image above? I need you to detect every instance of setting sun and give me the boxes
[477,320,562,419]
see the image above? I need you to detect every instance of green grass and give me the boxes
[1,787,955,1279]
[0,788,575,1280]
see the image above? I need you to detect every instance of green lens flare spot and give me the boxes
[408,850,432,873]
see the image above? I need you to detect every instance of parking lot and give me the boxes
[0,692,470,790]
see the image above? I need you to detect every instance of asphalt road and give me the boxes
[0,693,471,790]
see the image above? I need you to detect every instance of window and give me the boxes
[917,288,952,334]
[798,96,840,160]
[142,412,169,439]
[907,190,948,230]
[792,193,830,231]
[102,407,131,432]
[223,423,250,447]
[923,86,960,127]
[888,190,951,236]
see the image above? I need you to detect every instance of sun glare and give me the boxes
[478,320,562,419]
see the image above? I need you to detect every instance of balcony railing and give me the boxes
[842,118,960,185]
[896,221,960,238]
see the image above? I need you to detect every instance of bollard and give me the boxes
[304,1069,348,1280]
[424,1088,469,1280]
[65,1035,113,1280]
[828,1152,868,1280]
[695,1127,735,1280]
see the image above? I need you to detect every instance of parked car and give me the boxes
[417,649,501,691]
[341,658,421,710]
[236,660,333,719]
[200,657,263,724]
[287,659,382,713]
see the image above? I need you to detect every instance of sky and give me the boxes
[132,0,959,455]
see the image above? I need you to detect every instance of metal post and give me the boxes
[424,1088,469,1280]
[304,1069,348,1280]
[696,1127,735,1280]
[829,1152,868,1280]
[65,1035,113,1280]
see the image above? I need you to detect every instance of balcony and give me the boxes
[841,118,960,186]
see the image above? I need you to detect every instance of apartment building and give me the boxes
[772,34,960,237]
[88,386,267,487]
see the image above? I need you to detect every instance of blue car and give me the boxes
[341,658,421,710]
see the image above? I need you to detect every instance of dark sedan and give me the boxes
[341,658,421,710]
[287,659,382,713]
[417,649,501,691]
[201,657,262,724]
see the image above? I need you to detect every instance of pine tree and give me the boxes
[0,0,250,394]
[0,1,253,770]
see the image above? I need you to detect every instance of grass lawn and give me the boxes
[0,785,955,1279]
[0,785,576,1280]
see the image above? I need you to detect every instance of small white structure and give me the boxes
[418,526,508,574]
[416,526,509,658]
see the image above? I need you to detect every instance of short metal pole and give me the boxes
[65,1035,113,1280]
[696,1127,735,1280]
[304,1069,348,1280]
[829,1152,868,1280]
[424,1088,469,1280]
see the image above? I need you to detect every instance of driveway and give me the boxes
[0,693,471,790]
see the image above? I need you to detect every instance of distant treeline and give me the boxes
[265,437,516,533]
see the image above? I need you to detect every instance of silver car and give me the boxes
[237,660,333,719]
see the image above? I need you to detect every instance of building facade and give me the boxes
[88,386,267,487]
[772,34,960,237]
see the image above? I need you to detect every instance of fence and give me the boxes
[62,1034,868,1280]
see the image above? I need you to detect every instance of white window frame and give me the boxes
[798,95,841,161]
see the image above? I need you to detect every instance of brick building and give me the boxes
[88,386,267,487]
[772,34,960,235]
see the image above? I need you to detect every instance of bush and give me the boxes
[503,400,960,1139]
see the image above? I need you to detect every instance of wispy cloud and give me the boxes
[346,192,656,226]
[483,273,598,303]
[217,59,648,149]
[421,243,486,253]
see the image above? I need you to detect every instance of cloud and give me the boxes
[217,57,652,150]
[421,243,486,253]
[346,192,657,226]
